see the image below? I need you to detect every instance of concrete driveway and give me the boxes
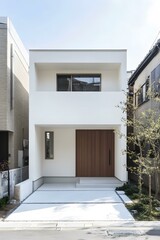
[6,183,134,221]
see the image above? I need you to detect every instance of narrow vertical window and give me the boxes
[45,132,54,159]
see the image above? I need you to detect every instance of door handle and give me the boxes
[109,149,111,165]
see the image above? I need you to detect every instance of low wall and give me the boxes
[33,177,44,191]
[0,166,29,199]
[14,179,32,202]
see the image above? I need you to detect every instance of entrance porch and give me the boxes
[29,125,127,186]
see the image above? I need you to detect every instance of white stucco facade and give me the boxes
[29,50,127,183]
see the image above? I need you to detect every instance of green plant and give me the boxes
[152,199,160,207]
[125,186,139,196]
[0,196,9,209]
[130,193,139,200]
[116,183,128,191]
[116,183,139,196]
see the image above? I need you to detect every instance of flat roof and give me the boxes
[30,49,127,52]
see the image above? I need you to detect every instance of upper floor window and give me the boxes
[151,64,160,95]
[135,77,149,107]
[57,74,101,91]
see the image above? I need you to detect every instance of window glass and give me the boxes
[155,64,160,81]
[57,74,101,91]
[142,85,146,102]
[72,75,100,91]
[145,78,149,100]
[57,75,71,91]
[136,78,150,107]
[138,88,143,106]
[151,64,160,95]
[45,132,54,159]
[151,70,155,84]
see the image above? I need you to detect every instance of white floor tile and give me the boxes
[6,184,134,222]
[6,203,134,221]
[23,190,122,203]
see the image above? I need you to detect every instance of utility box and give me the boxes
[18,150,23,168]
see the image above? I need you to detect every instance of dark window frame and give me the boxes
[57,74,101,92]
[45,131,54,160]
[151,64,160,96]
[135,77,150,107]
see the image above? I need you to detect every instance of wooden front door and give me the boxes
[76,130,114,177]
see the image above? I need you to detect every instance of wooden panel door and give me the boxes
[76,130,114,177]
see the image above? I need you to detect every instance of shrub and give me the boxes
[116,183,139,196]
[0,197,9,209]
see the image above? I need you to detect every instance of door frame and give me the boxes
[75,129,115,177]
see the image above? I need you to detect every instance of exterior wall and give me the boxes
[42,128,75,177]
[0,22,8,130]
[133,51,160,115]
[0,17,29,170]
[30,126,126,181]
[30,92,124,125]
[114,125,127,181]
[134,52,160,93]
[30,50,126,91]
[29,50,127,182]
[36,69,120,92]
[7,19,29,168]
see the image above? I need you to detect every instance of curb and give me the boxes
[0,220,160,230]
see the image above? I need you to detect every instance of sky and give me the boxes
[0,0,160,70]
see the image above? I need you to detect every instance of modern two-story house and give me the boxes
[29,49,127,190]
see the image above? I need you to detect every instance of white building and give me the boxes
[29,49,127,190]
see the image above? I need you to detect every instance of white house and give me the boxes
[29,49,127,190]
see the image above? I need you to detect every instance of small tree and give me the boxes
[118,90,160,215]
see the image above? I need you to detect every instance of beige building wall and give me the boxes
[0,17,29,169]
[0,23,8,130]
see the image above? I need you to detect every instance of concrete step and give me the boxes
[76,177,124,189]
[76,183,122,189]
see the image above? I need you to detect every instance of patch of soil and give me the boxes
[0,203,19,220]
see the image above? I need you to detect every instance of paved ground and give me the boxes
[1,183,160,238]
[5,183,134,222]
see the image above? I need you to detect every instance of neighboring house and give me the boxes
[29,49,127,189]
[128,39,160,190]
[0,17,29,197]
[129,39,160,112]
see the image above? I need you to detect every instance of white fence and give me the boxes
[0,166,29,199]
